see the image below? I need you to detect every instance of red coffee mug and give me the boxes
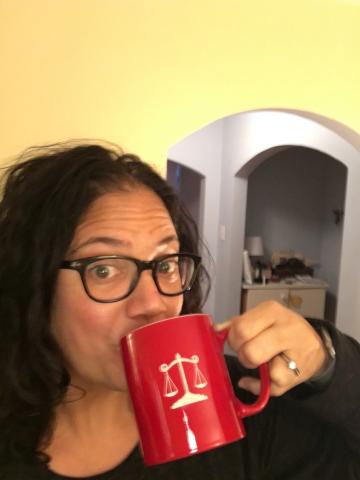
[120,314,270,465]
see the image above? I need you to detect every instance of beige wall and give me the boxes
[0,0,359,173]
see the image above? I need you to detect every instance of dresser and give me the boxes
[241,280,328,320]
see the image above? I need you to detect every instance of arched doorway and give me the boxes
[168,109,360,340]
[245,146,347,323]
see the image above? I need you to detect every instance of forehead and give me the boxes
[72,186,177,245]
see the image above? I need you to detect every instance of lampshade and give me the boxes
[245,236,264,256]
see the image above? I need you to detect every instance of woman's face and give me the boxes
[51,186,183,393]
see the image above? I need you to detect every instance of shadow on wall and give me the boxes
[167,160,205,231]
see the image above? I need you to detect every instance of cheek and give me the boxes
[170,295,184,317]
[50,273,112,352]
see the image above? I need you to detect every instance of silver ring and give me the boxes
[279,352,301,376]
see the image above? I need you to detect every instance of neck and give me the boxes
[55,386,134,436]
[44,388,139,477]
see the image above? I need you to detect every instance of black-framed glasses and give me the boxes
[60,253,201,303]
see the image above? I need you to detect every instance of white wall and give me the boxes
[167,110,360,341]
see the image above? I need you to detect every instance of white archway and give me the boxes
[168,109,360,340]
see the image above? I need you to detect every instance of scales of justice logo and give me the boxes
[159,353,209,409]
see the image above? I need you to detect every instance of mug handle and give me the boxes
[215,328,271,418]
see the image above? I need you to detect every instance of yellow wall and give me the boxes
[0,0,359,173]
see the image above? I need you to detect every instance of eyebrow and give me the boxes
[70,234,179,254]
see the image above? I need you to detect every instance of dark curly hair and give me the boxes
[0,142,210,472]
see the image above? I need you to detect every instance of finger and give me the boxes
[238,352,303,397]
[238,377,261,396]
[238,374,294,397]
[227,302,281,349]
[239,319,326,381]
[270,354,302,388]
[213,319,233,332]
[237,323,290,368]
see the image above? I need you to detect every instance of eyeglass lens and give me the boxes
[84,255,196,301]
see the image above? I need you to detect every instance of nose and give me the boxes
[125,270,168,322]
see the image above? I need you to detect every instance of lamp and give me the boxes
[245,236,264,283]
[245,236,264,257]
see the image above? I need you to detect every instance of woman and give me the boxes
[0,142,359,479]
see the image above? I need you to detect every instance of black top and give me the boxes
[4,320,360,479]
[45,447,143,480]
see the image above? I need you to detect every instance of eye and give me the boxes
[158,259,177,275]
[88,263,119,281]
[84,258,137,300]
[86,259,135,284]
[92,264,112,279]
[87,259,132,281]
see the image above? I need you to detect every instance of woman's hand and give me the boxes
[215,301,327,396]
